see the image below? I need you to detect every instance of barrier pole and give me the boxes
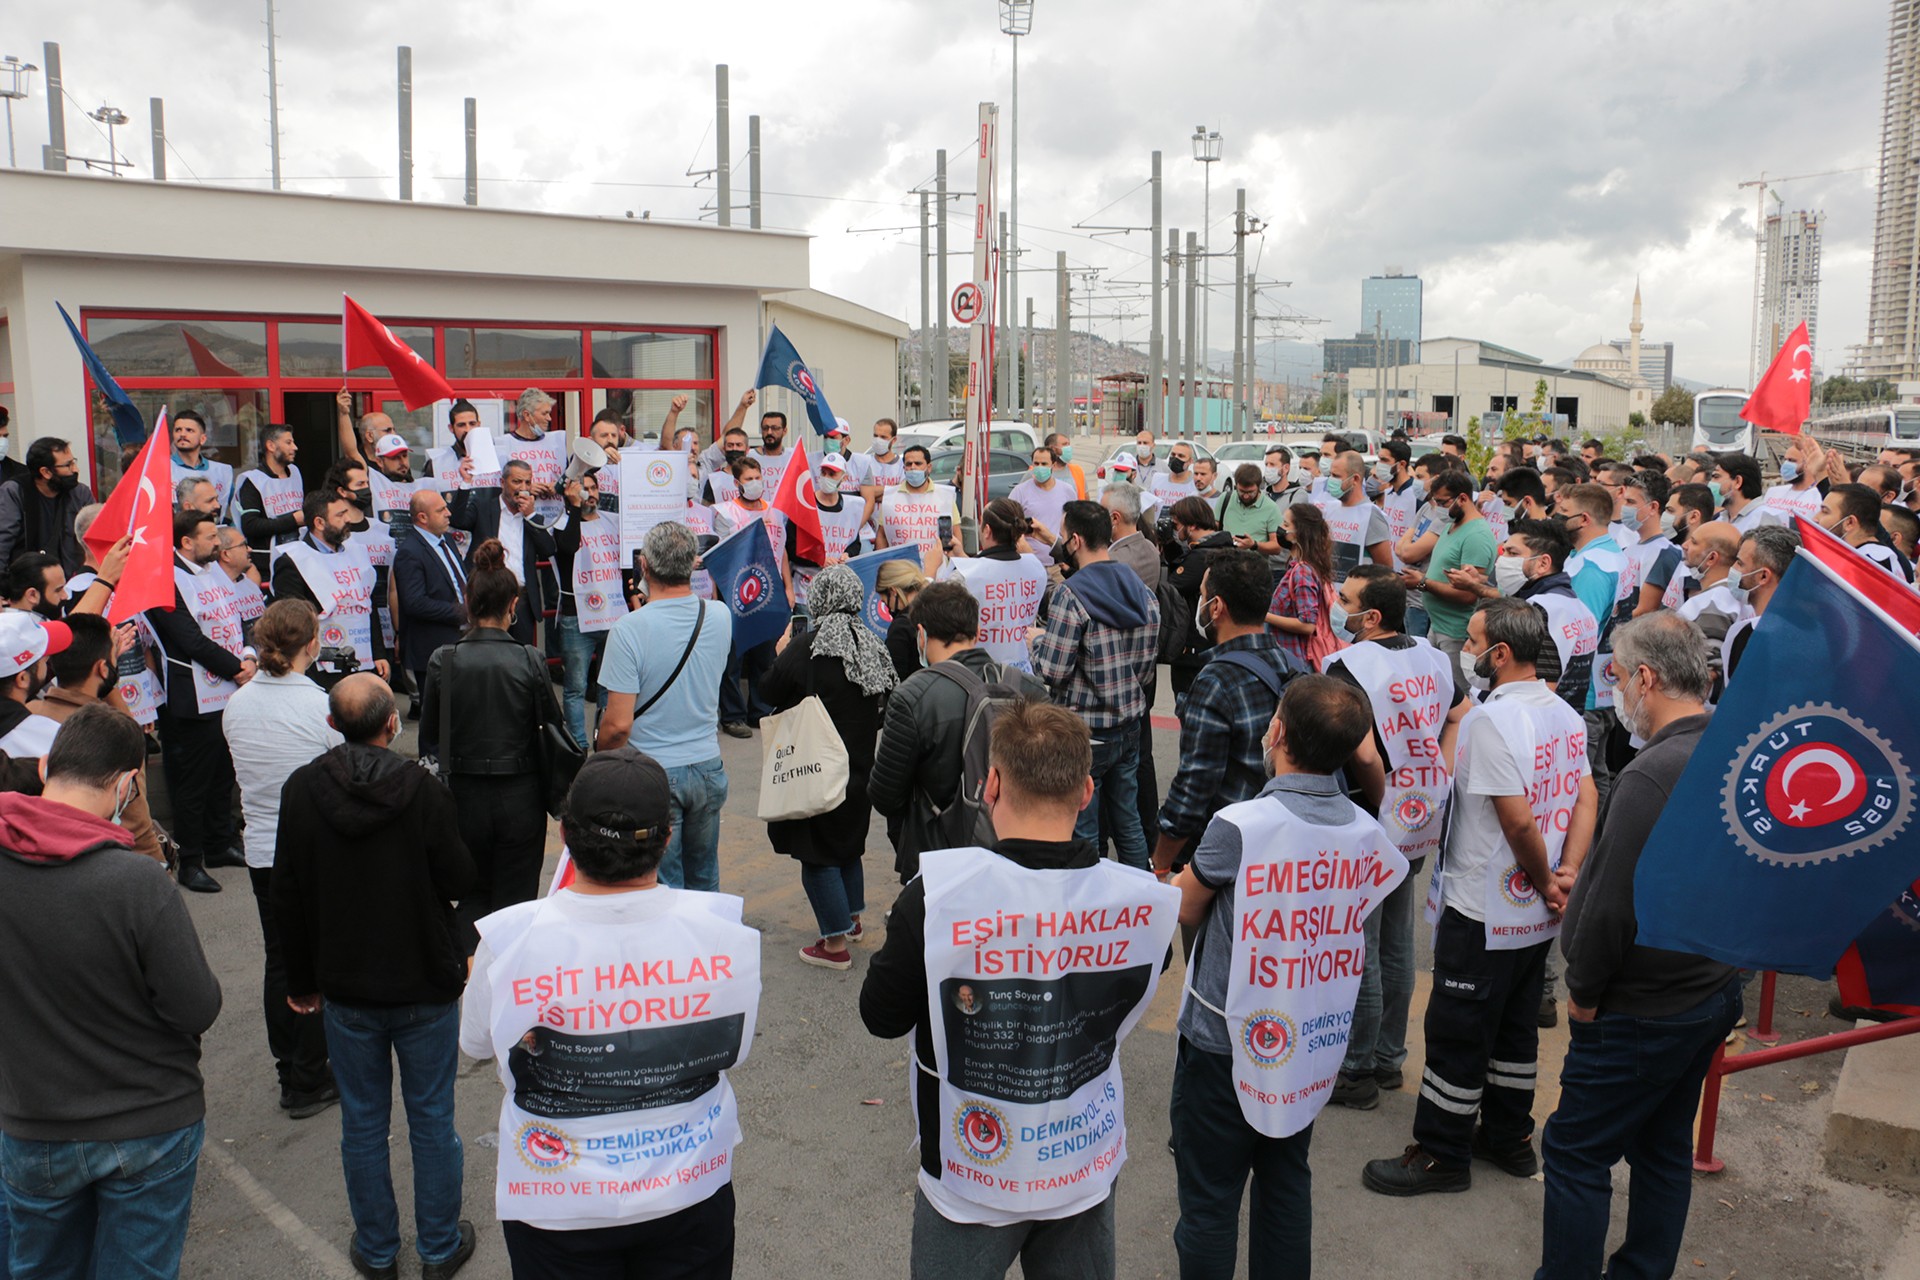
[1750,971,1782,1046]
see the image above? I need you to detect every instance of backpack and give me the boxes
[1155,576,1191,664]
[923,659,1038,849]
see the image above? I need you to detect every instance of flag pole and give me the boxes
[960,102,1001,555]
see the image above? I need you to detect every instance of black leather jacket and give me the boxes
[420,629,560,775]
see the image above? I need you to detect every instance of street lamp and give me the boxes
[1000,1,1033,414]
[0,56,37,169]
[1191,126,1221,374]
[88,103,128,175]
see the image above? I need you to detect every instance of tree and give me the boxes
[1309,387,1340,418]
[1628,411,1647,430]
[1650,385,1693,429]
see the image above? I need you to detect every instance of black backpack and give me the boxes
[923,659,1038,848]
[1155,576,1190,664]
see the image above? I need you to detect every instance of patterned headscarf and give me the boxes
[806,565,898,697]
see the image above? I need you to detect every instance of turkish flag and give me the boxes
[771,436,826,566]
[1740,320,1814,435]
[342,294,454,410]
[85,408,181,624]
[1794,514,1920,637]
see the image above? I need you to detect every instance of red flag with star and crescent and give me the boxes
[770,436,826,566]
[1740,320,1814,435]
[83,407,180,623]
[342,294,455,410]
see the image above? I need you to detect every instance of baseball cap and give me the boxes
[827,417,850,438]
[374,434,410,458]
[0,613,71,678]
[1106,450,1139,474]
[564,747,671,841]
[819,452,848,474]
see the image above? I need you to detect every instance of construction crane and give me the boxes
[1739,166,1873,384]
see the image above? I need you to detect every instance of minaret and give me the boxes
[1628,277,1645,385]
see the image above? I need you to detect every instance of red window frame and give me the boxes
[77,309,722,493]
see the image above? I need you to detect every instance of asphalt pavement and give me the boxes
[161,665,1915,1278]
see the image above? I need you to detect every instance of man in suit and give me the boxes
[447,459,554,645]
[394,488,469,741]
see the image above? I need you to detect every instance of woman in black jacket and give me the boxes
[759,565,897,972]
[421,538,563,952]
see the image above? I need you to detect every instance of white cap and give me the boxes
[1106,450,1139,473]
[0,612,71,678]
[829,417,850,435]
[820,452,848,474]
[374,434,409,458]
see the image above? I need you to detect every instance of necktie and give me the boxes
[439,540,466,589]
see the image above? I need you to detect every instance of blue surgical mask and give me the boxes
[1325,477,1346,499]
[1780,461,1801,483]
[1059,445,1074,463]
[904,468,928,489]
[1031,465,1053,484]
[1708,482,1724,507]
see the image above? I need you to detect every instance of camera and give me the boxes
[317,644,360,673]
[1156,516,1179,546]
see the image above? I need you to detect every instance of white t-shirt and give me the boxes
[1439,679,1590,922]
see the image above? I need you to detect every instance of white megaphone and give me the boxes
[565,437,609,483]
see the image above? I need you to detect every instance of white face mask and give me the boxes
[817,475,842,497]
[1459,646,1491,692]
[110,773,137,827]
[1615,667,1653,741]
[1373,462,1395,484]
[1494,555,1529,597]
[1328,601,1349,637]
[1193,594,1214,638]
[740,479,764,502]
[1262,465,1283,486]
[904,468,928,489]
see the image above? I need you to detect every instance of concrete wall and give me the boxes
[1348,361,1634,436]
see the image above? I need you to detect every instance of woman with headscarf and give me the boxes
[759,564,898,972]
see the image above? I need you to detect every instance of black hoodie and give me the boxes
[273,743,476,1006]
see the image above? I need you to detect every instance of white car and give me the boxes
[896,419,1039,456]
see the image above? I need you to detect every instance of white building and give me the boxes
[0,170,906,496]
[1760,209,1823,372]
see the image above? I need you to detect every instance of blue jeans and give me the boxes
[1074,719,1148,870]
[323,1001,465,1269]
[1537,977,1743,1280]
[558,614,609,750]
[1,1120,203,1279]
[661,758,729,892]
[1341,855,1421,1077]
[800,862,866,939]
[1405,604,1431,637]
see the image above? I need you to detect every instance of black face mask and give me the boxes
[1168,456,1188,475]
[47,472,80,495]
[724,449,747,465]
[351,490,373,511]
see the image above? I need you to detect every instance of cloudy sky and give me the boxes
[7,0,1893,389]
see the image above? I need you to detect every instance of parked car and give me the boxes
[898,419,1039,457]
[927,447,1032,504]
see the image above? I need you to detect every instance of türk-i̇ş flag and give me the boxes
[770,436,825,566]
[342,294,453,410]
[1740,320,1813,436]
[83,408,181,623]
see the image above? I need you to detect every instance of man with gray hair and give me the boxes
[1539,612,1739,1279]
[175,476,221,518]
[1723,524,1800,683]
[595,522,735,891]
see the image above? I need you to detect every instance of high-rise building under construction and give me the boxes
[1760,209,1822,373]
[1860,0,1920,381]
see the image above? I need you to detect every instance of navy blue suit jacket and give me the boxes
[393,533,468,672]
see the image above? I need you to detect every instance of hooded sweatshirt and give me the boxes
[272,742,477,1007]
[0,792,221,1141]
[1031,558,1160,728]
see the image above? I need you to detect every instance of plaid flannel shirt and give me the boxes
[1029,571,1159,729]
[1158,634,1300,839]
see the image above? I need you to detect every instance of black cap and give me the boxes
[564,747,671,842]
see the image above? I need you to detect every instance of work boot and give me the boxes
[176,858,221,893]
[1374,1066,1405,1091]
[1361,1144,1471,1197]
[1330,1071,1381,1110]
[1471,1126,1539,1177]
[1538,996,1559,1028]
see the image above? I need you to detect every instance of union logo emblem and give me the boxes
[1243,1011,1296,1068]
[1723,704,1911,867]
[953,1102,1011,1166]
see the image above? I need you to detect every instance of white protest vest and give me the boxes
[501,432,569,524]
[572,519,630,633]
[593,458,622,517]
[367,471,425,547]
[282,540,378,668]
[712,500,787,554]
[1764,482,1823,524]
[171,565,244,713]
[917,848,1178,1222]
[117,617,163,726]
[1382,484,1422,566]
[1314,498,1374,576]
[232,466,305,538]
[1455,695,1587,950]
[1531,591,1598,711]
[1148,472,1198,509]
[478,890,761,1228]
[946,555,1050,671]
[791,502,867,610]
[1327,639,1455,860]
[230,574,266,635]
[171,457,234,513]
[1660,552,1690,609]
[705,470,740,508]
[1211,800,1408,1138]
[750,448,796,499]
[880,484,956,553]
[685,505,717,601]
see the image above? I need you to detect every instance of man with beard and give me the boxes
[232,424,306,577]
[168,411,234,515]
[2,552,66,620]
[271,493,390,691]
[0,437,94,576]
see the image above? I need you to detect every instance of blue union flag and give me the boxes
[701,518,790,652]
[844,544,921,639]
[1633,548,1920,976]
[754,324,840,438]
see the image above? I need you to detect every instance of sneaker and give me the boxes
[1538,997,1559,1029]
[1374,1066,1405,1091]
[1361,1144,1471,1197]
[722,721,753,739]
[1471,1126,1539,1177]
[349,1240,398,1280]
[421,1221,477,1280]
[799,943,852,971]
[1330,1071,1381,1110]
[848,919,865,942]
[287,1082,340,1120]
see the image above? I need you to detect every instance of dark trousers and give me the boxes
[1413,907,1549,1168]
[503,1183,734,1280]
[1169,1037,1313,1280]
[1134,712,1160,860]
[248,868,330,1095]
[1537,976,1743,1280]
[719,637,775,726]
[157,709,234,864]
[450,772,547,953]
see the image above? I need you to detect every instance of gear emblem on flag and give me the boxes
[1721,703,1912,867]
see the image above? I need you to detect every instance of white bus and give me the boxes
[1809,405,1920,452]
[1692,389,1756,455]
